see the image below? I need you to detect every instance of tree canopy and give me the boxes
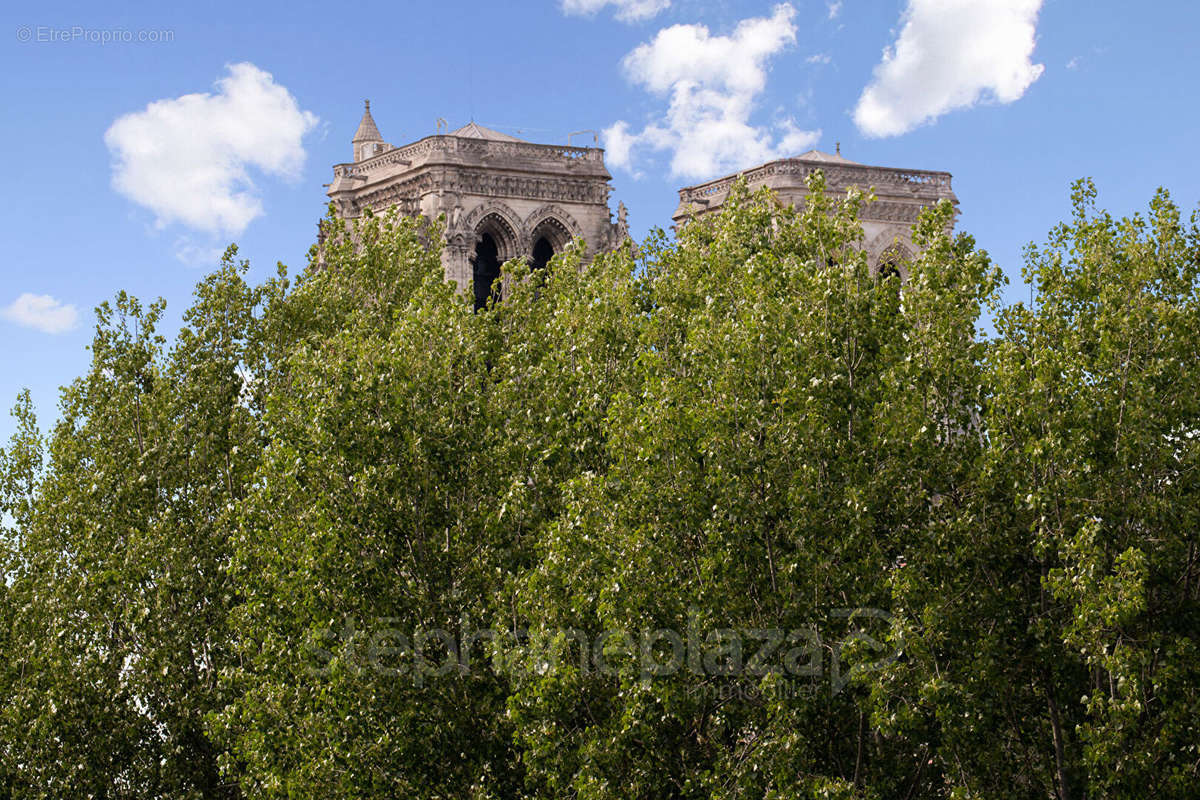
[1,176,1197,799]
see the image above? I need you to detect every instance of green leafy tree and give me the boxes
[991,181,1199,798]
[507,176,1002,798]
[0,250,282,798]
[218,206,648,798]
[873,181,1200,800]
[220,211,518,798]
[0,391,43,798]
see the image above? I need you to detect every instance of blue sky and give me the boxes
[2,0,1198,442]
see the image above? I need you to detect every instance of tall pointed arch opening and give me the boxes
[471,211,520,311]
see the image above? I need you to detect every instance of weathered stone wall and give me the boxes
[673,152,958,278]
[329,119,625,296]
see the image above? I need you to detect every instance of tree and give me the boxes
[0,390,42,798]
[987,181,1200,798]
[507,176,1002,798]
[218,210,516,797]
[217,205,650,798]
[871,180,1200,800]
[0,251,282,798]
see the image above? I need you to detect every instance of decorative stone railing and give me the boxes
[334,135,604,179]
[677,158,953,205]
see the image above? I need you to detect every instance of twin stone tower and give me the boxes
[326,101,958,309]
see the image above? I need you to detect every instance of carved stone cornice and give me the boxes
[350,165,607,216]
[354,173,427,215]
[860,200,930,224]
[454,168,607,204]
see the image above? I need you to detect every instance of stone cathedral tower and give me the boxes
[327,101,627,309]
[672,147,958,280]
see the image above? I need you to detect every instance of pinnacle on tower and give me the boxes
[353,100,383,142]
[352,100,384,161]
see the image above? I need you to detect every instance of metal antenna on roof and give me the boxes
[568,130,599,146]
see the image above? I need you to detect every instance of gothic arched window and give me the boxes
[473,232,502,311]
[877,261,902,282]
[875,243,912,283]
[531,236,554,272]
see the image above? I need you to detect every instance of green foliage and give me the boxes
[1,249,281,798]
[987,180,1200,797]
[504,177,1005,799]
[1,178,1197,799]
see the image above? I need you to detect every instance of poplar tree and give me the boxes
[0,253,283,798]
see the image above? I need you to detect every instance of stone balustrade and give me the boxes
[677,158,953,205]
[335,135,603,179]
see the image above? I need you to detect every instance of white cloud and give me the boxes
[561,0,670,22]
[806,53,832,64]
[603,4,820,180]
[2,294,79,334]
[104,62,319,237]
[854,0,1045,138]
[602,120,643,176]
[827,1,842,19]
[173,236,226,267]
[1066,56,1081,70]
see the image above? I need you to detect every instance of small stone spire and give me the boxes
[353,100,382,142]
[352,100,384,161]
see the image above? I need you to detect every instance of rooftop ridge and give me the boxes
[447,121,526,142]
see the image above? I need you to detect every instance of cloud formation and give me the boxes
[2,293,79,334]
[603,4,819,180]
[173,236,227,267]
[854,0,1045,138]
[104,62,318,236]
[561,0,670,22]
